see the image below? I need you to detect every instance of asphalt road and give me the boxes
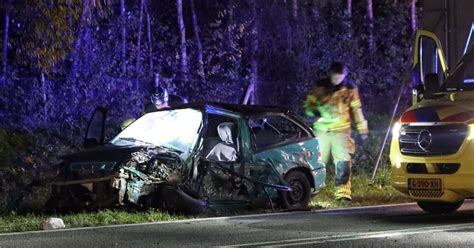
[1,200,474,247]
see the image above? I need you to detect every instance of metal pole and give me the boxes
[445,0,449,66]
[370,81,407,184]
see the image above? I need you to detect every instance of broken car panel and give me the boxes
[51,103,326,213]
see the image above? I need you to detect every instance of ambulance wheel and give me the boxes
[417,200,463,214]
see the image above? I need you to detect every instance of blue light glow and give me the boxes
[464,79,474,84]
[463,21,474,84]
[463,21,474,55]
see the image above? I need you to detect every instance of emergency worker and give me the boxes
[304,62,369,203]
[143,86,188,114]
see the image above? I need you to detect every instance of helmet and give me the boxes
[150,86,169,106]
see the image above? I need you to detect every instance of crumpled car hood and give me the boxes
[60,145,181,165]
[61,145,145,163]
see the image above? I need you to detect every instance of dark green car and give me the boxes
[51,103,326,213]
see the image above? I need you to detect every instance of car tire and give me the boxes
[417,200,464,214]
[279,170,311,210]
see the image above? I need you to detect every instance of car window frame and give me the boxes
[247,112,314,153]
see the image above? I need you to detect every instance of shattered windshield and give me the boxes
[111,108,203,160]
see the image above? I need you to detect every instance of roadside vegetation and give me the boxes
[0,209,184,233]
[310,168,412,210]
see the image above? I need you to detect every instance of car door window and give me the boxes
[248,115,310,150]
[419,36,445,86]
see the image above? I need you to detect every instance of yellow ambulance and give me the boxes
[390,30,474,214]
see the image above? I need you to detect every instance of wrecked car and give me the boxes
[50,103,326,214]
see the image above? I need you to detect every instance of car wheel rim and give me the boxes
[288,180,304,205]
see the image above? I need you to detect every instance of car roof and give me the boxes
[173,102,291,116]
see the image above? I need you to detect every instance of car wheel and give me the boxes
[279,170,311,210]
[417,200,464,214]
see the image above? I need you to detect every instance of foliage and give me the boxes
[1,1,413,123]
[0,130,28,164]
[8,0,78,75]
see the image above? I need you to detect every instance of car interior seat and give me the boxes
[205,122,238,161]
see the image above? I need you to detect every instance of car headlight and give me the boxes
[468,124,474,141]
[392,122,402,140]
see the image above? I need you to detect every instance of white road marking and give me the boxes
[222,223,474,247]
[0,202,417,236]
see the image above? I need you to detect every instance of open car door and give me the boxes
[83,107,107,148]
[412,30,448,102]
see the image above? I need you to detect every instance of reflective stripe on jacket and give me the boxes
[304,78,368,134]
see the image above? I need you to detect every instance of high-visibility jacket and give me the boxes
[304,78,368,134]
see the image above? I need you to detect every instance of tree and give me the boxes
[136,0,145,75]
[345,0,353,39]
[71,0,91,77]
[367,0,374,51]
[189,0,206,83]
[292,0,298,19]
[120,0,126,74]
[243,0,258,104]
[145,1,153,76]
[226,0,240,80]
[347,0,352,17]
[68,0,114,77]
[411,0,417,33]
[176,0,188,83]
[1,0,10,85]
[18,0,76,75]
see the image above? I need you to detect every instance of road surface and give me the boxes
[1,200,474,247]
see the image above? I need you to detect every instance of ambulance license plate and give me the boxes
[408,179,442,190]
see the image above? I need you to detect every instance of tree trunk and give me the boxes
[292,0,298,19]
[66,0,72,26]
[189,0,206,83]
[40,72,48,125]
[2,2,10,85]
[411,0,417,33]
[136,0,145,75]
[347,0,352,17]
[345,0,353,39]
[226,0,235,51]
[226,0,239,80]
[176,0,188,83]
[145,1,153,76]
[120,0,127,74]
[367,0,374,51]
[245,0,258,104]
[71,0,90,78]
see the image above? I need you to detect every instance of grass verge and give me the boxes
[310,167,412,209]
[0,168,412,234]
[0,209,184,233]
